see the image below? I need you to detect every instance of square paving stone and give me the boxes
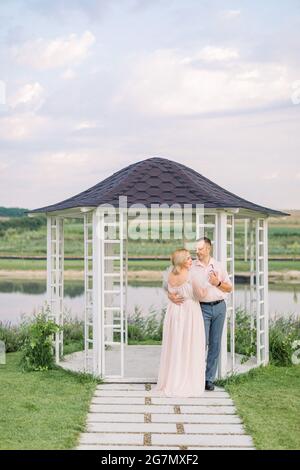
[151,398,234,406]
[183,423,245,434]
[152,434,254,447]
[151,414,242,424]
[79,433,144,445]
[91,397,145,404]
[89,404,175,413]
[87,422,177,433]
[87,413,145,423]
[180,406,236,414]
[97,384,146,390]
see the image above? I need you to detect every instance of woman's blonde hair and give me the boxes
[171,248,190,274]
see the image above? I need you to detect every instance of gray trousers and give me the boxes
[200,300,226,382]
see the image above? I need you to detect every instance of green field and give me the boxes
[0,210,299,273]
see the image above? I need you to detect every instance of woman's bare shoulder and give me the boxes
[168,271,188,287]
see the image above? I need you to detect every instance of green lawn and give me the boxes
[218,365,300,450]
[0,352,99,450]
[1,353,299,449]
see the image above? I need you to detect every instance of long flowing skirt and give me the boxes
[152,298,206,397]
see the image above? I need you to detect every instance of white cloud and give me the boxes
[262,172,279,180]
[0,162,9,173]
[9,82,45,110]
[113,48,296,116]
[221,10,241,20]
[236,70,260,80]
[182,46,239,64]
[0,113,48,140]
[45,151,89,166]
[75,120,99,131]
[0,80,6,105]
[61,68,77,80]
[12,30,95,70]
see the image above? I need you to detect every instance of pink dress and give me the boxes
[152,271,206,397]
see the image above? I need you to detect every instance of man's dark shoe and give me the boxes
[205,381,215,391]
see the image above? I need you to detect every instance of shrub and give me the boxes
[63,314,84,344]
[231,309,300,367]
[269,316,300,366]
[229,308,256,360]
[62,313,84,354]
[0,321,24,352]
[19,311,61,372]
[127,306,165,343]
[0,214,46,237]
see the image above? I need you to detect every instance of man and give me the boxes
[165,237,232,391]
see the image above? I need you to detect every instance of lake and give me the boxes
[0,278,299,325]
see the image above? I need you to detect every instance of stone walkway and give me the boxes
[77,383,255,450]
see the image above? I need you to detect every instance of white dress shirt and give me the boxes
[163,257,232,303]
[190,257,232,302]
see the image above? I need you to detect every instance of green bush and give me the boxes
[269,316,300,366]
[0,215,46,237]
[19,311,61,372]
[127,306,165,343]
[0,321,24,352]
[62,314,84,354]
[229,308,256,361]
[231,309,300,367]
[63,315,84,344]
[0,206,29,217]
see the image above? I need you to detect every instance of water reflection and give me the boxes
[0,279,84,297]
[0,278,299,325]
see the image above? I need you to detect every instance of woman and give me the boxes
[152,248,207,397]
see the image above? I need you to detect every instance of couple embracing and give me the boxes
[153,237,232,397]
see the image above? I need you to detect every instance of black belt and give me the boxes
[200,299,224,306]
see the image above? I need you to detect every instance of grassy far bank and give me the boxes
[1,257,300,274]
[0,351,99,450]
[217,365,300,450]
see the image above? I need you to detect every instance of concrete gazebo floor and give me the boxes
[59,345,259,382]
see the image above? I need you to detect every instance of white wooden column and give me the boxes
[226,214,235,372]
[93,209,103,377]
[256,217,269,365]
[217,211,228,378]
[46,215,64,363]
[249,219,256,339]
[83,211,94,373]
[263,218,269,364]
[93,208,125,379]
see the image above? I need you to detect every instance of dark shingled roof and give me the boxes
[28,157,288,217]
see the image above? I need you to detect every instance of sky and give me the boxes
[0,0,300,211]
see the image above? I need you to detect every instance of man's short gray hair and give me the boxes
[196,237,212,247]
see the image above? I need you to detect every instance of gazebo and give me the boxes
[28,157,287,382]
